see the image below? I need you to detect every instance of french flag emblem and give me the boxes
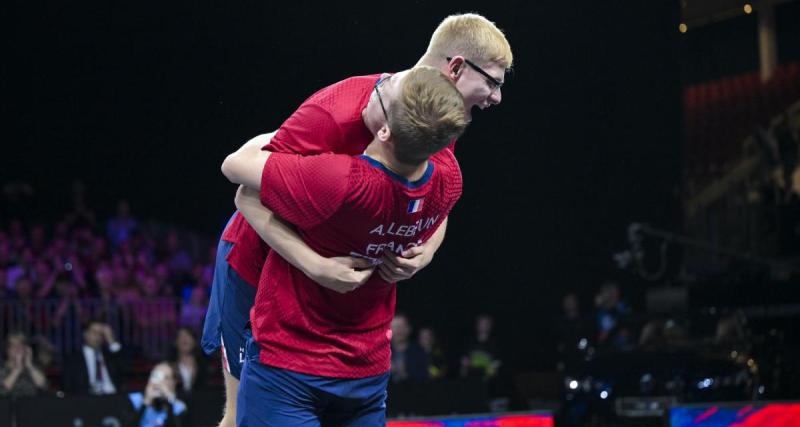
[407,198,424,214]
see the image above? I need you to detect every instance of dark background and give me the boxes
[3,0,687,371]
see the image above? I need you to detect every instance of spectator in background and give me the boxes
[63,320,124,395]
[10,277,35,327]
[0,267,7,299]
[179,286,207,337]
[107,199,138,248]
[51,276,85,329]
[557,292,589,357]
[593,281,633,350]
[164,231,192,282]
[418,327,447,380]
[31,335,57,373]
[95,264,119,309]
[390,314,428,383]
[460,314,502,380]
[775,113,799,202]
[135,274,177,359]
[169,327,207,396]
[0,332,48,397]
[128,362,188,427]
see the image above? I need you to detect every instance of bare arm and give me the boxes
[24,346,47,389]
[234,185,374,293]
[2,368,22,392]
[220,132,276,189]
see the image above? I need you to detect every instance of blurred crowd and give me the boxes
[0,182,507,414]
[0,188,215,334]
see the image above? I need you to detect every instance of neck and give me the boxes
[363,140,428,182]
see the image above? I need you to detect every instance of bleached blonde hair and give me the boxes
[418,13,513,69]
[389,66,469,165]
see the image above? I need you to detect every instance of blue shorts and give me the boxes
[237,335,389,427]
[201,216,257,379]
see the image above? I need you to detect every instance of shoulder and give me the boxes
[307,74,380,106]
[431,149,462,183]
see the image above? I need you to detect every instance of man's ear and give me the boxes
[377,124,392,143]
[448,56,466,81]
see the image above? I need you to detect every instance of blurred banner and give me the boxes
[671,401,800,427]
[387,412,554,427]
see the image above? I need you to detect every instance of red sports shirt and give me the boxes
[251,149,462,378]
[220,75,379,286]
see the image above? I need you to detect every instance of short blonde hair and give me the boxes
[389,66,468,165]
[420,13,513,69]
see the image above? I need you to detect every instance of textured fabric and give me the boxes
[220,74,379,287]
[252,149,462,378]
[237,335,388,427]
[200,238,256,379]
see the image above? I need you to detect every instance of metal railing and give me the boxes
[0,298,182,361]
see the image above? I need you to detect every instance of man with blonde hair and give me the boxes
[418,13,513,116]
[223,65,468,425]
[201,13,512,426]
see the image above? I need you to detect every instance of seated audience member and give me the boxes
[593,281,633,349]
[418,327,447,380]
[63,320,124,395]
[169,327,207,395]
[390,314,429,383]
[460,314,502,380]
[0,332,48,397]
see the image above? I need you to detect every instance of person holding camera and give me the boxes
[127,362,187,427]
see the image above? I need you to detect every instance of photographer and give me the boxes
[128,362,187,427]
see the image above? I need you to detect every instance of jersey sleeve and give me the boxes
[266,103,343,155]
[260,153,351,229]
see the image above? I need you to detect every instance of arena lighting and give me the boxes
[744,3,753,14]
[679,23,688,33]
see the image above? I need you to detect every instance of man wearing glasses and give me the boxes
[224,65,468,426]
[201,13,512,427]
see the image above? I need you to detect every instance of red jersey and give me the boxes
[220,75,379,286]
[252,149,462,378]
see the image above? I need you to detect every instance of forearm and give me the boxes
[2,370,21,391]
[27,366,47,388]
[234,186,327,278]
[221,132,276,189]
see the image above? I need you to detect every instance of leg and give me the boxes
[218,366,239,427]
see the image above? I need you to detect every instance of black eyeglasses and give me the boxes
[374,75,390,122]
[447,57,504,91]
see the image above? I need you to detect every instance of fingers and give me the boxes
[381,252,401,270]
[400,245,426,258]
[328,256,374,270]
[377,265,394,283]
[380,253,417,280]
[317,266,376,294]
[378,262,406,283]
[351,267,375,286]
[383,250,424,270]
[348,257,375,270]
